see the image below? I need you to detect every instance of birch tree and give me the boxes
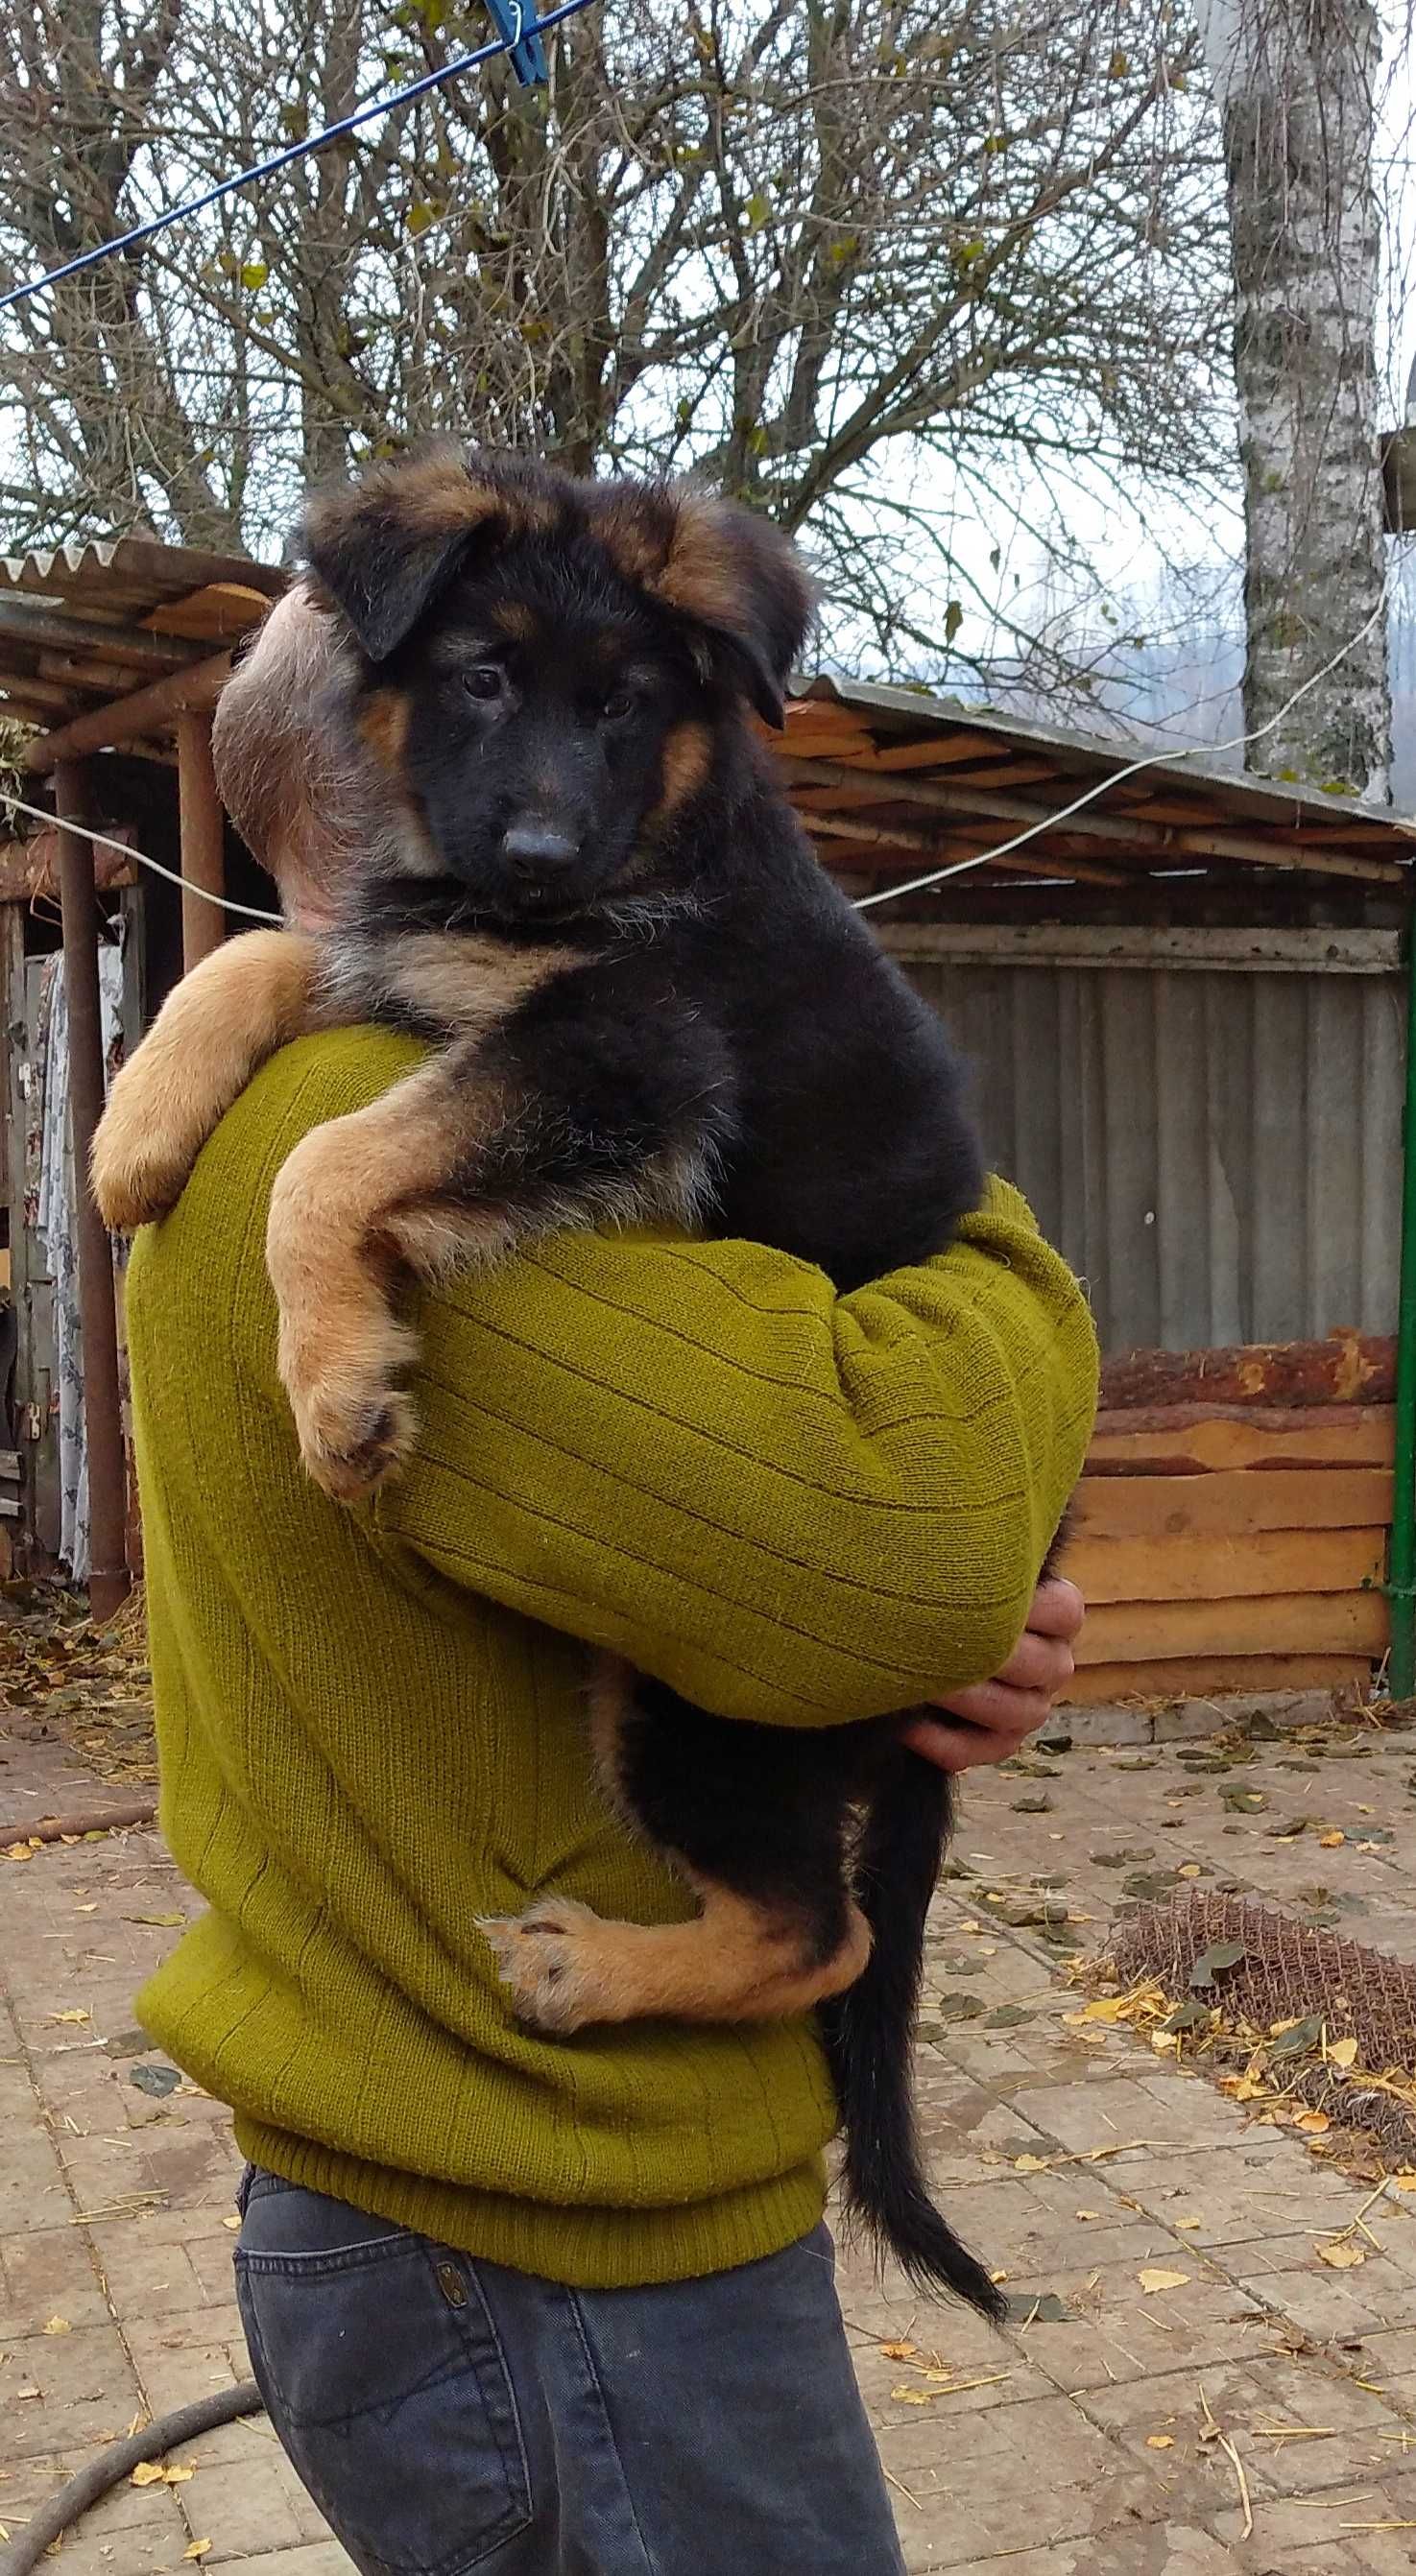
[1195,0,1390,797]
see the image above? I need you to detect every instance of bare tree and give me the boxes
[1195,0,1391,796]
[0,0,1226,683]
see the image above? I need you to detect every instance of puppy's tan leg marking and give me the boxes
[476,1886,872,2037]
[91,932,323,1229]
[264,1054,518,1501]
[475,1652,870,2033]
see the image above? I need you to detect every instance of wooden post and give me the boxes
[177,710,226,970]
[53,759,130,1620]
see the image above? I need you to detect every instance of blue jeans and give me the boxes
[234,2168,905,2575]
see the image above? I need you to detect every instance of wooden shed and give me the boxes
[0,561,1411,1722]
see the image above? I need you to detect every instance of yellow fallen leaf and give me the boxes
[1076,2208,1101,2221]
[1328,2038,1359,2070]
[879,2342,917,2360]
[42,2317,71,2335]
[1318,1830,1345,1849]
[1065,1997,1132,2026]
[163,2466,195,2486]
[132,2464,166,2489]
[1139,2268,1190,2295]
[1295,2111,1332,2135]
[1146,2434,1175,2450]
[222,2212,242,2232]
[1318,2240,1365,2270]
[1392,2170,1416,2192]
[1176,2217,1203,2230]
[74,1902,99,1914]
[1014,2154,1049,2174]
[48,2009,90,2026]
[184,2546,212,2564]
[892,2386,933,2405]
[5,1843,35,1862]
[1177,1863,1201,1880]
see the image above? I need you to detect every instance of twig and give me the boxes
[0,1799,157,1847]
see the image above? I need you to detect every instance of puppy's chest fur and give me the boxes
[323,855,986,1297]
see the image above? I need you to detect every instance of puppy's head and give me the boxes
[300,442,814,920]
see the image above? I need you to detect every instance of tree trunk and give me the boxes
[1197,0,1390,799]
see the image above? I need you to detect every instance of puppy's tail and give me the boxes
[819,1748,1007,2322]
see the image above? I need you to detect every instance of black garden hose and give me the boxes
[0,2381,264,2576]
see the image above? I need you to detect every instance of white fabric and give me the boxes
[32,941,125,1580]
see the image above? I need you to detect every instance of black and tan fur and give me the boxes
[94,444,1023,2315]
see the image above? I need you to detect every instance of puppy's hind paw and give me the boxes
[476,1898,611,2036]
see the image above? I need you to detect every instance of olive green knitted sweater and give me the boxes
[127,1027,1097,2287]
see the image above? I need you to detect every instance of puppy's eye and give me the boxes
[463,664,504,703]
[600,689,635,723]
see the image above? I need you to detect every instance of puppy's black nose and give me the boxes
[503,823,580,877]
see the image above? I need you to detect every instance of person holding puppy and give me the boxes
[124,578,1095,2575]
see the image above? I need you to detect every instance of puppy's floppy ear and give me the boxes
[300,441,522,663]
[656,494,815,727]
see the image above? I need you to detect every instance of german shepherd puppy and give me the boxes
[95,444,1012,2315]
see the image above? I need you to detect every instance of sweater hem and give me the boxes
[232,2115,828,2290]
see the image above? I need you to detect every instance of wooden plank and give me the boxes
[1087,1405,1395,1475]
[1070,1466,1394,1538]
[1074,1589,1390,1664]
[144,582,274,641]
[1063,1653,1374,1704]
[1060,1525,1385,1606]
[1100,1333,1395,1412]
[874,923,1403,976]
[828,732,1024,773]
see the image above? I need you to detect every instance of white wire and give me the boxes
[0,787,283,922]
[850,591,1396,910]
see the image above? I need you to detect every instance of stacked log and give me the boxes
[1061,1333,1394,1704]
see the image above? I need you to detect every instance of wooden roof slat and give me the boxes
[0,596,207,672]
[143,582,275,641]
[803,806,1128,889]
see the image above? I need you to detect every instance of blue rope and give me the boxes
[0,0,588,317]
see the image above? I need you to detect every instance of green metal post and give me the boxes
[1389,913,1416,1700]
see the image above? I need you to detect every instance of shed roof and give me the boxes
[0,536,280,733]
[779,677,1415,898]
[0,537,1409,897]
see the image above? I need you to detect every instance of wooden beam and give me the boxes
[53,760,129,1619]
[0,597,204,671]
[177,710,226,968]
[24,651,232,773]
[874,924,1404,975]
[1099,1331,1395,1412]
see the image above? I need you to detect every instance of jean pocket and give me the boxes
[235,2193,530,2576]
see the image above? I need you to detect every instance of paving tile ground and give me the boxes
[4,1682,1416,2572]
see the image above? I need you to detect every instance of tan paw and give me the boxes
[288,1373,419,1504]
[476,1898,612,2035]
[90,1106,194,1231]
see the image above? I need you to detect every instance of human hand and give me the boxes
[898,1576,1086,1774]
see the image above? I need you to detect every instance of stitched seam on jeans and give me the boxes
[566,2291,660,2576]
[427,2252,534,2548]
[235,2233,423,2276]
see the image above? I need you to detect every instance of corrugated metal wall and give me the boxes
[904,960,1404,1354]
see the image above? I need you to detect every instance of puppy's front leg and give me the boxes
[92,931,324,1229]
[264,1050,514,1500]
